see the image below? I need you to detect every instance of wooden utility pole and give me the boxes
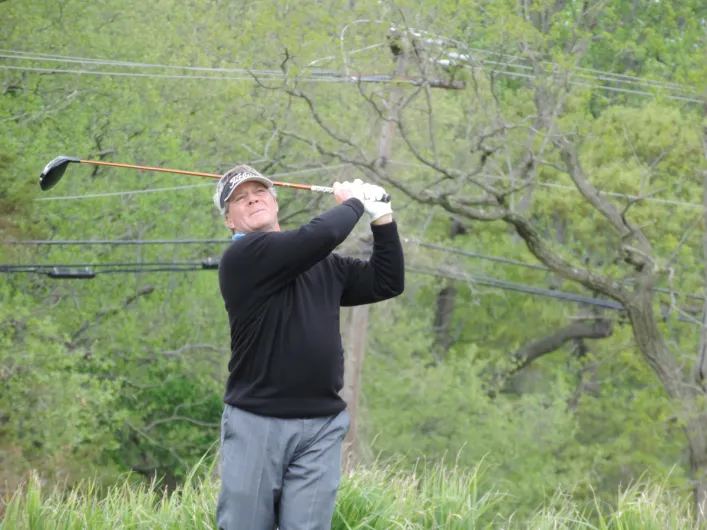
[340,33,407,470]
[340,30,458,469]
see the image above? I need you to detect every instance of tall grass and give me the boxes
[1,456,698,529]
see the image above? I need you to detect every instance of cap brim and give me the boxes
[221,175,274,207]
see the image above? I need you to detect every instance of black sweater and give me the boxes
[217,198,405,418]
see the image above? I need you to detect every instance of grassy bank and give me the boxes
[0,457,697,529]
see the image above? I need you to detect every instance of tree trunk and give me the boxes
[341,304,369,471]
[686,416,707,523]
[341,37,409,470]
[626,297,707,524]
[625,296,685,401]
[431,218,467,361]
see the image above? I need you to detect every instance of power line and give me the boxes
[1,259,698,324]
[0,65,461,88]
[440,54,698,99]
[2,238,230,246]
[391,24,700,100]
[2,63,696,103]
[0,259,216,269]
[0,258,627,309]
[0,52,278,75]
[3,43,694,95]
[0,65,322,83]
[2,41,700,101]
[392,24,694,93]
[456,63,703,105]
[388,160,705,209]
[408,265,697,325]
[409,239,703,302]
[36,183,213,201]
[2,239,702,302]
[407,265,623,310]
[406,239,549,271]
[1,48,383,76]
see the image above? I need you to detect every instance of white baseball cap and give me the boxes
[213,164,273,214]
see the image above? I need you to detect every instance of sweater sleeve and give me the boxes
[220,198,364,297]
[335,220,405,306]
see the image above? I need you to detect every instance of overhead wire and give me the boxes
[2,63,699,103]
[2,43,694,95]
[436,53,698,99]
[0,65,336,83]
[2,237,703,302]
[1,258,699,324]
[388,160,705,209]
[0,259,214,269]
[3,239,230,246]
[391,24,693,91]
[389,24,698,97]
[35,183,214,201]
[0,51,280,75]
[1,42,702,102]
[1,47,387,74]
[0,258,625,309]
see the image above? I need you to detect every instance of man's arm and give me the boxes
[222,198,364,296]
[337,218,405,306]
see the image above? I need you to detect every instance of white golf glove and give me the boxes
[360,181,392,223]
[338,179,392,222]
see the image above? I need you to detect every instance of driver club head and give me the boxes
[39,156,81,191]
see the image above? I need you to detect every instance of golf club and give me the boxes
[39,156,390,202]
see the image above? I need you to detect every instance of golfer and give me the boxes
[213,165,405,530]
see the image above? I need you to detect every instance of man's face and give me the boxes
[224,180,279,233]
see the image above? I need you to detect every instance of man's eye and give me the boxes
[235,196,244,203]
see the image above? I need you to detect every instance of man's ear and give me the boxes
[225,214,236,230]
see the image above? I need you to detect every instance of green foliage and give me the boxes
[0,282,125,493]
[363,304,688,518]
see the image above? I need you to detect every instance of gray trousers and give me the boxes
[216,404,350,530]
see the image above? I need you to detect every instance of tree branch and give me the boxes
[510,319,613,374]
[69,286,155,347]
[160,343,228,358]
[124,419,186,467]
[554,137,654,271]
[396,115,502,197]
[284,86,370,162]
[143,415,220,432]
[503,210,630,301]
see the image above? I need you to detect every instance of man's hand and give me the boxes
[333,179,365,205]
[361,183,393,225]
[333,180,393,224]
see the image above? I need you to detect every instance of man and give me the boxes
[212,164,405,530]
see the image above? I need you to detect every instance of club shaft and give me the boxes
[79,159,220,178]
[70,159,388,201]
[77,160,333,193]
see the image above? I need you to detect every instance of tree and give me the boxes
[266,0,707,519]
